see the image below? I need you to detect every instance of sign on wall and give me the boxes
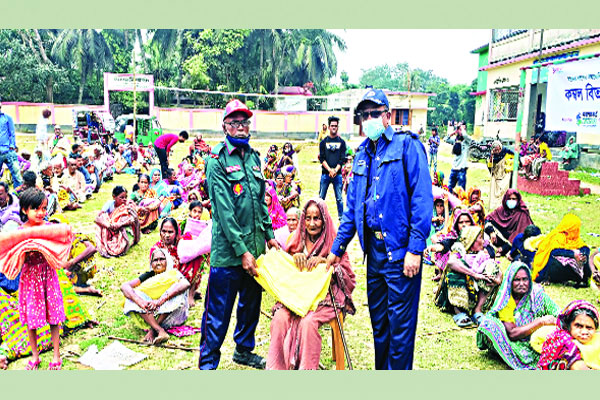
[105,73,154,92]
[546,57,600,132]
[104,72,155,117]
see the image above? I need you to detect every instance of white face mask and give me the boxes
[506,199,518,209]
[363,117,385,141]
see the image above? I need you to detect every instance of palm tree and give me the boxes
[288,30,346,90]
[51,29,114,103]
[151,29,186,106]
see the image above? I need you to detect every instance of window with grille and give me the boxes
[492,29,528,42]
[488,87,519,122]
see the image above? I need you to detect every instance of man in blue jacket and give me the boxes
[327,89,433,370]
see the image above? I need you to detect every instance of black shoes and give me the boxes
[232,349,266,370]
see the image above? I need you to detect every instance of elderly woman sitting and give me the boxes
[267,198,355,370]
[434,225,502,327]
[121,248,190,345]
[528,213,591,288]
[560,136,579,171]
[476,262,560,369]
[485,189,534,257]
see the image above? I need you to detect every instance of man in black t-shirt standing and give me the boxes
[318,116,347,220]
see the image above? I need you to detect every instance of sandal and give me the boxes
[26,359,41,370]
[48,359,62,370]
[472,312,484,326]
[453,312,474,328]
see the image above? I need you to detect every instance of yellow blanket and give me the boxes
[137,269,182,300]
[255,249,332,317]
[531,326,600,369]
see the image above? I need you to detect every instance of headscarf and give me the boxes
[286,198,355,314]
[490,262,551,325]
[459,225,482,252]
[149,168,169,197]
[556,300,599,331]
[530,213,587,280]
[468,187,482,206]
[150,248,175,271]
[562,137,579,159]
[150,217,181,267]
[539,141,552,160]
[467,186,486,226]
[434,171,444,187]
[277,142,295,168]
[187,189,202,202]
[454,187,469,205]
[485,189,533,243]
[266,185,287,230]
[443,207,475,237]
[537,300,600,370]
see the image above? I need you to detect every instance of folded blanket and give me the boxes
[178,220,212,264]
[432,185,462,209]
[0,224,74,280]
[255,249,332,317]
[166,325,202,337]
[274,226,291,251]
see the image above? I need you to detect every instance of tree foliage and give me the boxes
[359,63,476,127]
[0,28,475,126]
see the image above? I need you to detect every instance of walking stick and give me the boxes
[328,283,353,370]
[488,151,494,211]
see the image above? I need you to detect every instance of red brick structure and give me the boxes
[517,161,590,196]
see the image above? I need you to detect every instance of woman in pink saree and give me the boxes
[266,198,355,370]
[177,163,200,203]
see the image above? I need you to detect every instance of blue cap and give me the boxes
[357,89,389,110]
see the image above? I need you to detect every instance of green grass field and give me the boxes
[5,134,600,370]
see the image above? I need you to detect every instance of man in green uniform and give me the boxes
[198,99,280,370]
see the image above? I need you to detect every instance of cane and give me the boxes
[328,282,353,370]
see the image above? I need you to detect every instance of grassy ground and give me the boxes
[570,166,600,187]
[6,135,600,370]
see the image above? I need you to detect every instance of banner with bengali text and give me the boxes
[546,57,600,133]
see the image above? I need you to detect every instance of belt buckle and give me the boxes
[373,231,384,240]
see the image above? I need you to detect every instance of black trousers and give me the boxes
[154,144,169,177]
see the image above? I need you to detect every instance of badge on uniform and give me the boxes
[233,183,244,195]
[226,165,242,173]
[357,160,366,167]
[210,154,219,159]
[252,166,260,171]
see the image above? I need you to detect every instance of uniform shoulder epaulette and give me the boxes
[210,142,225,158]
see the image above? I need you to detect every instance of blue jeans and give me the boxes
[429,152,438,172]
[0,151,23,187]
[319,173,344,218]
[366,231,422,370]
[448,168,467,193]
[198,266,262,370]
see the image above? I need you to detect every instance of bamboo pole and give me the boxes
[108,336,198,352]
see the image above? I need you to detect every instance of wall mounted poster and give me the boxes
[546,57,600,133]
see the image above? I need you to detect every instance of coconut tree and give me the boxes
[51,29,114,103]
[287,30,346,90]
[150,29,186,106]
